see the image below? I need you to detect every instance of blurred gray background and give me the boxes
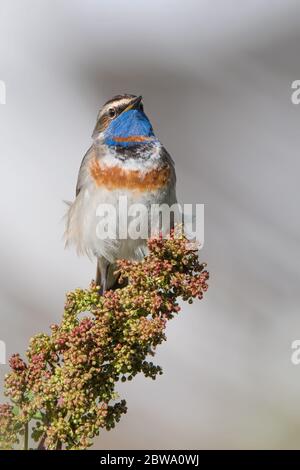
[0,0,300,449]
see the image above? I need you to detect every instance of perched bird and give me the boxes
[65,94,177,293]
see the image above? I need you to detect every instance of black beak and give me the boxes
[124,95,143,112]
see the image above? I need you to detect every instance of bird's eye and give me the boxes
[108,108,116,118]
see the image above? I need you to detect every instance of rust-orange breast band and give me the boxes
[112,135,156,143]
[89,158,171,191]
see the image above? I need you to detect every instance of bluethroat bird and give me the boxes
[65,94,177,293]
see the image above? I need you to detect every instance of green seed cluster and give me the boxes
[0,231,209,450]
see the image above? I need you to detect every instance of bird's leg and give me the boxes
[97,259,110,296]
[100,263,110,295]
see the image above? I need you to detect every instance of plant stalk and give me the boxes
[24,422,28,450]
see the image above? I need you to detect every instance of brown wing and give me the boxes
[160,146,176,184]
[75,145,95,197]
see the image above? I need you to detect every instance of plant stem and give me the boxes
[24,422,28,450]
[37,432,46,450]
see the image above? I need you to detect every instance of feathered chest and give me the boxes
[89,147,172,192]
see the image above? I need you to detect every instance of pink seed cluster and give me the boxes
[0,231,209,450]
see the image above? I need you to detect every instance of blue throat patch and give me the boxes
[104,109,157,147]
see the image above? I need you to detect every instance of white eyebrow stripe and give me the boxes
[100,98,134,116]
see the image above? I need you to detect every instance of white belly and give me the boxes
[65,183,176,263]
